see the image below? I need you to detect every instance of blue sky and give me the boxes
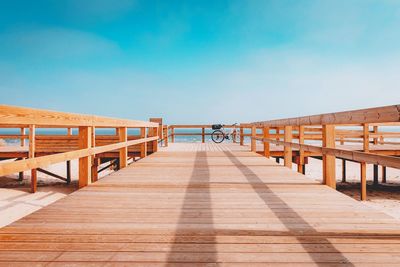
[1,0,399,124]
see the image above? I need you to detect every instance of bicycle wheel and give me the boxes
[211,130,225,143]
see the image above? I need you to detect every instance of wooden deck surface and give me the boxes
[1,143,400,266]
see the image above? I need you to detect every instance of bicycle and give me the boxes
[211,123,239,143]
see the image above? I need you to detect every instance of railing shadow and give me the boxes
[166,151,216,265]
[223,150,354,266]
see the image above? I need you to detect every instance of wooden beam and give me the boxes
[263,126,270,158]
[251,126,256,152]
[78,126,92,188]
[202,127,205,143]
[251,105,400,127]
[29,125,36,193]
[0,105,158,128]
[284,126,292,168]
[322,125,336,188]
[118,127,128,169]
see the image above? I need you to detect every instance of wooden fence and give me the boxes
[249,105,400,200]
[0,105,159,192]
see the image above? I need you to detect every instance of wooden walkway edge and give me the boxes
[1,143,400,266]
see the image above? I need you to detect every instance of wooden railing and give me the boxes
[248,105,400,200]
[168,124,239,143]
[0,105,160,192]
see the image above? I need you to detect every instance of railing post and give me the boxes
[171,127,175,143]
[140,127,147,158]
[284,126,292,168]
[118,127,128,169]
[373,126,378,145]
[382,166,387,183]
[297,125,304,173]
[251,126,256,152]
[78,126,92,188]
[342,159,346,183]
[67,127,72,135]
[29,125,37,193]
[360,123,369,200]
[322,124,336,189]
[240,126,244,145]
[18,127,25,181]
[263,126,270,158]
[164,126,169,147]
[202,127,205,143]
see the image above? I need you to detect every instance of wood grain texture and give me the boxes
[1,143,400,265]
[0,105,158,128]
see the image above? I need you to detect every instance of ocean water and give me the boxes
[0,127,399,145]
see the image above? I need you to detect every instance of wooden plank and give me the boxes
[0,105,158,128]
[284,126,292,168]
[251,105,400,127]
[2,143,400,265]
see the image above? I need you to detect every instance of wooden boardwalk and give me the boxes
[1,143,400,266]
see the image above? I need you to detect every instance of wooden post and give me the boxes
[373,164,378,186]
[263,126,270,158]
[152,126,158,152]
[91,126,97,182]
[297,125,304,173]
[140,127,147,158]
[19,127,25,181]
[373,126,378,145]
[232,127,237,143]
[251,126,256,152]
[202,127,205,143]
[361,162,367,201]
[149,118,162,152]
[284,126,292,168]
[78,126,92,188]
[118,127,128,169]
[29,125,37,193]
[164,126,169,147]
[360,123,369,200]
[382,166,387,183]
[171,127,175,143]
[322,124,336,188]
[66,160,71,184]
[342,159,346,183]
[20,127,25,147]
[240,127,244,145]
[67,127,72,135]
[363,123,370,152]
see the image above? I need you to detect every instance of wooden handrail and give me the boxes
[251,105,400,127]
[0,105,158,128]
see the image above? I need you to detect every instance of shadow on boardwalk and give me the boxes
[223,150,354,266]
[166,151,216,264]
